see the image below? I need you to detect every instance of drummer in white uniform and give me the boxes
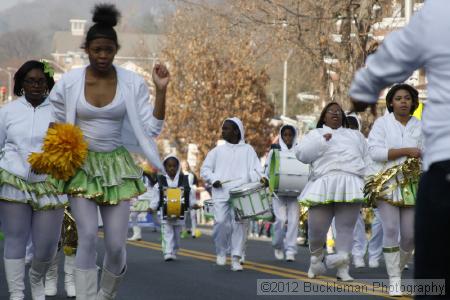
[149,155,198,261]
[200,117,268,271]
[296,102,369,281]
[264,125,300,262]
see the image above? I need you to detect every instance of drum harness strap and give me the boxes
[157,174,191,210]
[269,148,280,193]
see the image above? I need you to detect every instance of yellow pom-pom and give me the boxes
[28,124,88,181]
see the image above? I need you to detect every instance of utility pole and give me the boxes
[405,0,414,23]
[282,49,293,117]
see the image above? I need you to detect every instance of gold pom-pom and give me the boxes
[28,124,88,181]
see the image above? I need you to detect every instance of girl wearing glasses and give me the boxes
[296,102,368,282]
[48,4,169,299]
[0,60,67,300]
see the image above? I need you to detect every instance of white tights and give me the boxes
[0,201,64,261]
[376,200,414,251]
[69,197,130,275]
[308,203,361,253]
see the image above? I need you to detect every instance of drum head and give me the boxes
[230,182,262,194]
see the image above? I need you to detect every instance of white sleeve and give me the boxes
[149,183,160,211]
[200,149,218,184]
[135,76,164,137]
[295,130,330,164]
[349,7,427,103]
[0,108,6,150]
[368,119,389,162]
[47,79,66,123]
[249,147,265,182]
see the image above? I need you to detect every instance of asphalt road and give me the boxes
[0,227,414,300]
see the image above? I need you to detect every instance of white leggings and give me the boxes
[308,203,361,253]
[69,197,130,275]
[0,201,64,261]
[376,200,414,251]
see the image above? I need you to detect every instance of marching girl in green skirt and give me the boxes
[0,60,68,300]
[47,4,170,299]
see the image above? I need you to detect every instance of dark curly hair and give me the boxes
[13,60,55,97]
[385,83,419,114]
[316,102,348,129]
[83,3,121,49]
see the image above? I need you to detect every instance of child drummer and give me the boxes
[200,117,268,271]
[149,155,199,261]
[264,125,300,262]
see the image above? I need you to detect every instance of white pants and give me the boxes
[213,201,247,257]
[272,196,299,255]
[352,209,383,260]
[161,221,182,255]
[184,209,197,233]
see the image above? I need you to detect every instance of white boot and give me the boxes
[127,226,142,241]
[399,248,413,272]
[336,260,354,282]
[326,251,349,269]
[384,249,402,297]
[64,255,76,298]
[4,258,25,300]
[326,252,353,281]
[45,256,58,296]
[75,268,98,300]
[308,248,326,279]
[96,266,126,300]
[29,259,51,300]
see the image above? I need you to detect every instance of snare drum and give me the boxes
[162,187,186,220]
[229,182,272,220]
[203,200,214,221]
[269,150,309,197]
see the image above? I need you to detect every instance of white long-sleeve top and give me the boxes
[200,117,265,202]
[349,0,450,171]
[48,65,165,171]
[0,97,53,182]
[368,113,423,174]
[295,125,368,180]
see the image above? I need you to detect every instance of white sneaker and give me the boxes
[164,254,175,261]
[353,256,365,268]
[216,255,226,266]
[285,253,295,262]
[231,257,243,271]
[368,258,379,268]
[274,249,284,260]
[239,254,245,265]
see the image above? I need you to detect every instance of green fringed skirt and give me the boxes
[0,168,67,210]
[55,146,146,205]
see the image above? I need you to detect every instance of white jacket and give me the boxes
[48,65,164,171]
[295,125,368,180]
[200,117,264,202]
[0,97,53,182]
[349,0,450,170]
[368,113,423,174]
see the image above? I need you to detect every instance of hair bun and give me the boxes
[92,3,121,27]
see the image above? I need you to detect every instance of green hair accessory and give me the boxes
[40,60,55,78]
